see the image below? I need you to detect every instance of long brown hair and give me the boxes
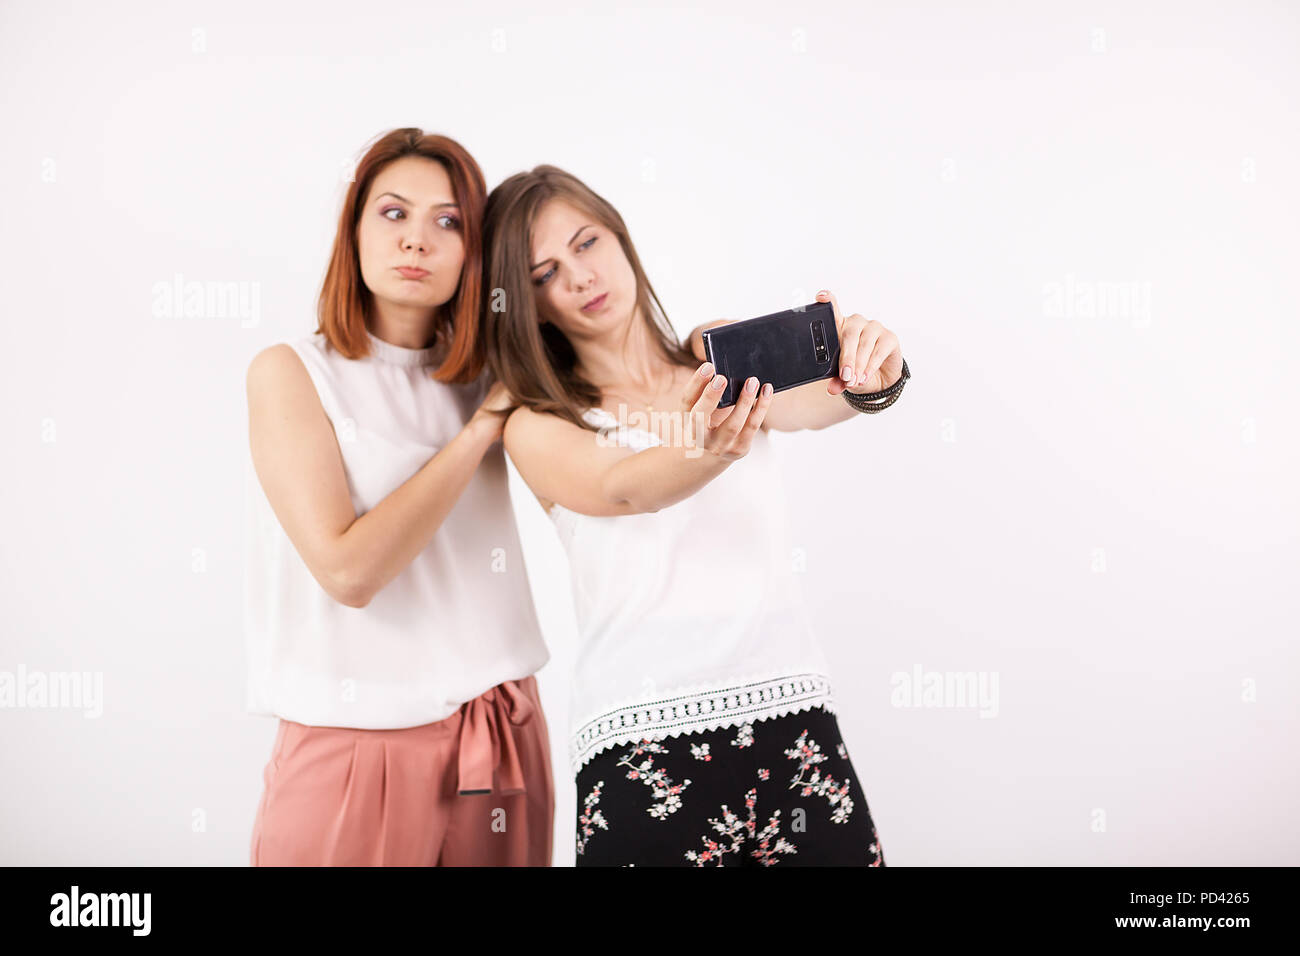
[481,165,696,431]
[316,127,487,384]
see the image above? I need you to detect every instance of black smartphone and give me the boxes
[700,300,840,408]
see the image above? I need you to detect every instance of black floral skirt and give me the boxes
[574,705,885,866]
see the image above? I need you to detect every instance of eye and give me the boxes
[579,236,596,250]
[380,208,460,229]
[534,267,554,286]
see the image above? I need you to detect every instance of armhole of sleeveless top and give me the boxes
[584,406,662,451]
[582,407,628,445]
[583,407,612,429]
[285,338,337,423]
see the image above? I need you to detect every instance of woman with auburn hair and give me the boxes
[482,165,907,867]
[244,129,554,866]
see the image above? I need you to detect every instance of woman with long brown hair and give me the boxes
[244,129,554,866]
[482,164,907,866]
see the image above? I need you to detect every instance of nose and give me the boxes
[401,223,435,255]
[570,266,595,294]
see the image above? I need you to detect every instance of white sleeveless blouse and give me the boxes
[549,407,836,775]
[243,328,549,729]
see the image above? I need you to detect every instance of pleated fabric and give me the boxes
[249,675,553,866]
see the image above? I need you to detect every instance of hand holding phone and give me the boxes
[699,300,841,408]
[677,362,774,460]
[814,289,906,396]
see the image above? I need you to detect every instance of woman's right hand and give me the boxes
[469,379,516,442]
[680,362,774,461]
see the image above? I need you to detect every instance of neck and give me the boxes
[367,295,443,350]
[572,306,672,392]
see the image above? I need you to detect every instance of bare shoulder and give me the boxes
[246,344,327,419]
[503,403,590,443]
[247,343,306,393]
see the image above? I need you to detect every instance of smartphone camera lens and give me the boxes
[811,320,828,362]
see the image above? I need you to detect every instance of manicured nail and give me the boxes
[745,377,757,394]
[841,366,853,381]
[762,383,773,397]
[712,375,725,390]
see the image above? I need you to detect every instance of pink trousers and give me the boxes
[249,675,554,866]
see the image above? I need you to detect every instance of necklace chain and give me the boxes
[598,365,683,413]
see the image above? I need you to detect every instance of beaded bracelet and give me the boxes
[841,357,910,413]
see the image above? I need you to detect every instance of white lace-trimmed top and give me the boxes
[548,406,836,775]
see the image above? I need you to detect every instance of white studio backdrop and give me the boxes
[1,0,1296,866]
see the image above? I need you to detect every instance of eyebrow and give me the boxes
[375,192,459,208]
[530,224,593,270]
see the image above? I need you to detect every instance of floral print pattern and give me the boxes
[785,727,855,824]
[575,706,885,866]
[683,772,801,867]
[576,780,608,856]
[616,739,691,819]
[684,788,757,865]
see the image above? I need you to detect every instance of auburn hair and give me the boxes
[315,128,487,384]
[481,165,696,432]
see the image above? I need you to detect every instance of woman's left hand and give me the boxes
[816,289,904,396]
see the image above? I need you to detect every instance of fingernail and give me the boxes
[841,366,852,381]
[712,375,725,390]
[745,377,757,394]
[762,383,773,397]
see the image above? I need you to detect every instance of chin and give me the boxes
[389,283,438,304]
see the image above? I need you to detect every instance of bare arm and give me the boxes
[503,364,773,516]
[246,344,506,608]
[758,377,862,432]
[504,407,728,515]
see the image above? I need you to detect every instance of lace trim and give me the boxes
[569,672,835,775]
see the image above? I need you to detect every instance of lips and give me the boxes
[581,292,608,312]
[396,266,429,279]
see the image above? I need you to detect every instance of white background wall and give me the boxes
[1,0,1296,865]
